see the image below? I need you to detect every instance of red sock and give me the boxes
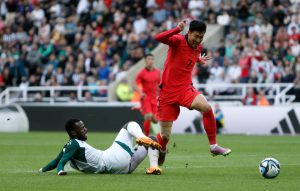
[202,109,217,145]
[143,120,151,136]
[157,133,168,151]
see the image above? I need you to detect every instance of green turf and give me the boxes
[0,133,299,191]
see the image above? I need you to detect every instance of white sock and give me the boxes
[148,148,159,167]
[126,121,147,138]
[210,144,218,150]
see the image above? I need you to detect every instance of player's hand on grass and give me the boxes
[58,170,67,176]
[177,20,186,31]
[199,53,212,64]
[38,168,44,173]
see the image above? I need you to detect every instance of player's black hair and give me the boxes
[189,20,206,33]
[65,119,80,136]
[144,53,154,58]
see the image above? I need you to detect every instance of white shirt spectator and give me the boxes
[226,64,241,83]
[77,0,90,14]
[93,0,106,13]
[188,0,204,18]
[291,40,300,57]
[146,0,158,8]
[248,23,261,36]
[210,0,222,11]
[31,7,45,27]
[54,18,65,34]
[39,22,51,39]
[0,1,7,17]
[260,23,273,37]
[84,57,92,73]
[50,3,61,17]
[287,21,300,35]
[133,16,147,35]
[209,64,225,82]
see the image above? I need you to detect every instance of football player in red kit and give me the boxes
[135,54,161,136]
[154,20,231,165]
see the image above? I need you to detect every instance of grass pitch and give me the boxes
[0,133,299,191]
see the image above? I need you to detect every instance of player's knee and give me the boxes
[202,104,212,113]
[151,116,157,123]
[123,121,140,130]
[144,115,151,121]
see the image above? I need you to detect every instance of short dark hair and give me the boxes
[189,20,206,33]
[65,119,80,136]
[145,53,154,58]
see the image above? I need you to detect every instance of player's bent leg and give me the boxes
[190,94,217,145]
[114,122,135,149]
[115,121,161,150]
[190,94,211,112]
[190,95,232,156]
[128,145,148,173]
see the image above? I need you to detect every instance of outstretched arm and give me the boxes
[56,145,78,175]
[40,150,63,172]
[39,144,78,176]
[154,20,186,45]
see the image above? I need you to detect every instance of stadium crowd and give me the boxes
[0,0,299,103]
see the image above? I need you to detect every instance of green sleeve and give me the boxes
[42,150,63,172]
[56,144,79,173]
[39,44,53,57]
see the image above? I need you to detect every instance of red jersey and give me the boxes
[155,27,203,91]
[135,68,160,99]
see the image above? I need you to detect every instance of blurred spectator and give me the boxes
[116,79,133,102]
[282,67,295,83]
[69,92,78,102]
[260,19,273,37]
[31,4,45,28]
[294,72,300,102]
[188,0,204,18]
[214,103,224,134]
[133,15,147,35]
[238,52,251,83]
[84,91,94,102]
[257,89,270,106]
[242,87,257,106]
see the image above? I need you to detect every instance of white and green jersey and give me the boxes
[42,138,133,174]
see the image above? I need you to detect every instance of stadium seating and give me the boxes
[0,0,299,104]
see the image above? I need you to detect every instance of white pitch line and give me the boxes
[158,163,300,169]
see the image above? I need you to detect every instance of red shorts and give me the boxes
[140,96,157,115]
[156,85,200,121]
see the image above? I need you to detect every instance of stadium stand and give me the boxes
[0,0,299,105]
